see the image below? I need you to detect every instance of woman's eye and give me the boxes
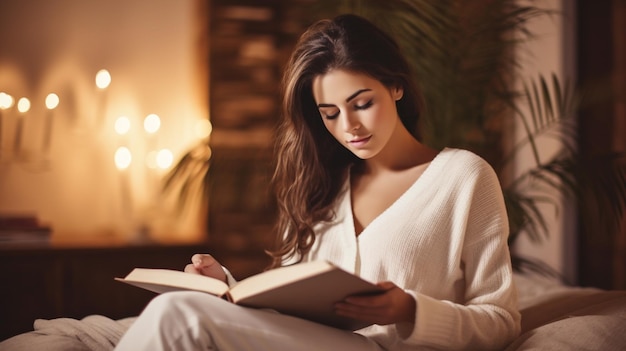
[355,100,373,110]
[324,111,340,120]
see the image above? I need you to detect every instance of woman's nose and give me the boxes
[341,113,361,132]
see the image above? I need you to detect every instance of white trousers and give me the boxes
[115,291,384,351]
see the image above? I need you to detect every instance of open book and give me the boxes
[116,260,383,330]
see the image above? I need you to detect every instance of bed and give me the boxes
[505,273,626,350]
[1,272,625,351]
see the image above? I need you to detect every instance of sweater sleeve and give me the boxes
[397,157,521,350]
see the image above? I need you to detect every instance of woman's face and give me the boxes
[312,69,403,160]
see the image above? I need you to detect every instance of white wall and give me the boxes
[512,0,578,283]
[0,0,208,243]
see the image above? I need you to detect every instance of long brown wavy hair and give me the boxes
[269,14,425,268]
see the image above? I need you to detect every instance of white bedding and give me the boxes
[506,273,626,350]
[0,315,135,351]
[1,273,625,351]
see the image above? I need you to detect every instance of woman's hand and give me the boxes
[184,254,227,283]
[334,281,416,326]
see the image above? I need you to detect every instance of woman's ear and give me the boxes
[392,86,404,101]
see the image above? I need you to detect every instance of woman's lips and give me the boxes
[347,135,372,148]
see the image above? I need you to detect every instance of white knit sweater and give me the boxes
[303,148,521,350]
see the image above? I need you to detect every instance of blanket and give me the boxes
[0,315,135,351]
[505,273,626,350]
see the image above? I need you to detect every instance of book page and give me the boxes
[229,261,383,330]
[228,261,336,300]
[116,268,230,296]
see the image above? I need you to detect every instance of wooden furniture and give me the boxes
[0,242,269,341]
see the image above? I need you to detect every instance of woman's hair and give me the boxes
[269,14,424,267]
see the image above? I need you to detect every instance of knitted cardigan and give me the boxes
[302,148,521,350]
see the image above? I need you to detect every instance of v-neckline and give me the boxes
[346,149,445,237]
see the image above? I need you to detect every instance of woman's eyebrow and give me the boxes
[345,88,371,102]
[317,88,372,108]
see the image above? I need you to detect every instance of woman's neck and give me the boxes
[362,123,437,176]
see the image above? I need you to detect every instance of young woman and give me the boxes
[115,14,521,351]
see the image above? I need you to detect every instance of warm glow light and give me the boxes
[146,149,174,170]
[115,147,132,170]
[114,116,131,135]
[45,93,59,110]
[143,114,161,134]
[145,150,158,169]
[156,149,174,169]
[194,119,212,139]
[0,92,14,109]
[17,97,30,114]
[95,69,111,89]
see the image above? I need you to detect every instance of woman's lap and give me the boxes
[115,291,383,351]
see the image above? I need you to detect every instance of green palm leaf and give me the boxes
[161,142,212,215]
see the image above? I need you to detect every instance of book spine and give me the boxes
[224,292,234,302]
